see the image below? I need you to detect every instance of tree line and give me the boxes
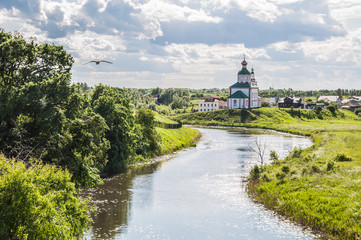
[259,88,361,98]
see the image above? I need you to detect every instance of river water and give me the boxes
[83,128,318,240]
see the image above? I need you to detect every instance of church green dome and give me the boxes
[238,68,251,75]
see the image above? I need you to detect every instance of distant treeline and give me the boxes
[259,88,361,98]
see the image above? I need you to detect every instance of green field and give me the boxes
[176,107,361,239]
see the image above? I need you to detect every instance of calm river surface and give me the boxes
[83,128,318,240]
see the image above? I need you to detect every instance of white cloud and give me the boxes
[59,30,127,61]
[298,28,361,65]
[137,0,222,23]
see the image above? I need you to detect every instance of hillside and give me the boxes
[176,108,361,239]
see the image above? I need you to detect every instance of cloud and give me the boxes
[1,0,361,90]
[137,0,222,23]
[154,6,344,48]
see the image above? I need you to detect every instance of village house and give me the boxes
[198,95,227,112]
[341,96,361,112]
[278,97,304,108]
[318,96,342,106]
[227,57,261,109]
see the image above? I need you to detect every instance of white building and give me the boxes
[199,95,227,112]
[318,96,342,106]
[227,57,261,109]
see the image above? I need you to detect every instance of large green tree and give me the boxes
[0,29,109,188]
[91,84,135,173]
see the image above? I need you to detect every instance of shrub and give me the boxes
[270,150,279,162]
[327,161,335,171]
[311,165,321,173]
[276,172,286,180]
[289,147,303,159]
[249,165,261,180]
[281,165,290,174]
[0,156,91,239]
[335,153,352,162]
[262,173,271,182]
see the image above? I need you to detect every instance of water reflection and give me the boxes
[82,163,163,239]
[83,128,316,240]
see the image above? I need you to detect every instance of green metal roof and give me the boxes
[237,68,250,75]
[230,82,251,88]
[228,90,248,99]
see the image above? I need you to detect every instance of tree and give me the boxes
[0,30,109,188]
[135,109,160,158]
[249,137,267,166]
[0,30,73,88]
[91,84,135,173]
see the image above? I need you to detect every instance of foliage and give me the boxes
[269,150,280,164]
[0,30,109,188]
[91,84,135,174]
[134,109,160,158]
[249,164,261,180]
[259,88,361,98]
[0,155,91,239]
[334,153,352,162]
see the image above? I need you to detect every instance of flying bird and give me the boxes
[84,60,113,65]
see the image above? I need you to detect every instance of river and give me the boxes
[83,127,318,240]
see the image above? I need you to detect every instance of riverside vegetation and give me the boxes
[176,107,361,239]
[0,29,198,239]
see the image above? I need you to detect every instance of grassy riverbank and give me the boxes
[154,111,201,155]
[175,108,361,239]
[128,111,200,165]
[157,126,201,155]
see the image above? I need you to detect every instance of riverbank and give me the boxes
[175,108,361,239]
[126,111,201,167]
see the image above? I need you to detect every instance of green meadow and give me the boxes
[176,108,361,239]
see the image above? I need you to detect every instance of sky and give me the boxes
[1,0,361,90]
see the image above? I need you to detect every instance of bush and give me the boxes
[327,161,335,171]
[281,165,290,174]
[289,147,303,159]
[261,102,269,107]
[327,104,337,114]
[262,173,271,182]
[270,150,279,162]
[0,156,91,239]
[335,153,352,162]
[250,165,261,180]
[311,165,321,173]
[276,172,286,180]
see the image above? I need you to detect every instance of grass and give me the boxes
[154,111,200,155]
[176,107,361,239]
[156,126,201,155]
[154,111,178,124]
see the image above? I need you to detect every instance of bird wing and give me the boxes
[83,61,97,65]
[100,60,113,64]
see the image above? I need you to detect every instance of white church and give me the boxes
[227,57,261,109]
